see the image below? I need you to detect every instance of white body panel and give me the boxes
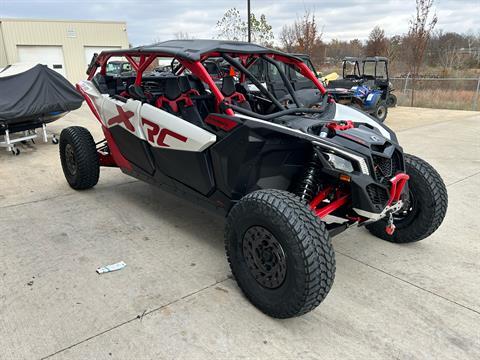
[140,104,216,151]
[101,96,146,140]
[77,80,107,122]
[333,103,391,140]
[77,80,216,152]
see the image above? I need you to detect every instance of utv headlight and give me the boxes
[313,141,370,175]
[323,152,354,173]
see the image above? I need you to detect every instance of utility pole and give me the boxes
[247,0,251,43]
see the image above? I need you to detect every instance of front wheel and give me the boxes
[225,189,335,318]
[367,154,448,243]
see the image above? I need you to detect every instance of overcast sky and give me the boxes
[1,0,478,46]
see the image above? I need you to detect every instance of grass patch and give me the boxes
[396,89,478,111]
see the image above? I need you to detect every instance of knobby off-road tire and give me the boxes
[225,189,335,318]
[386,93,397,107]
[373,100,388,122]
[367,154,448,243]
[59,126,99,190]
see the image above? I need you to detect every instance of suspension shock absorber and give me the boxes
[293,151,323,202]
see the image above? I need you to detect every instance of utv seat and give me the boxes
[92,74,116,96]
[179,76,215,120]
[186,74,207,94]
[221,76,251,110]
[128,84,148,102]
[178,76,200,97]
[328,78,363,89]
[155,77,204,127]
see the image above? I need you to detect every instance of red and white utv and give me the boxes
[60,40,447,318]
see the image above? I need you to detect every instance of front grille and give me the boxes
[392,150,403,173]
[372,150,403,183]
[366,184,389,206]
[373,155,393,179]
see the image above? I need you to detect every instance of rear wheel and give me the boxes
[386,94,397,107]
[372,100,388,122]
[59,126,99,190]
[225,189,335,318]
[366,154,448,243]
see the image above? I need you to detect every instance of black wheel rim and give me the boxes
[65,144,77,176]
[242,226,287,289]
[393,190,418,225]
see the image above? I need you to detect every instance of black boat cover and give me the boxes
[0,64,83,123]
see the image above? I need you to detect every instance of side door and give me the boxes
[139,104,217,195]
[100,95,157,175]
[81,76,218,195]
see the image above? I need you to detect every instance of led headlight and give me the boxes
[313,141,370,175]
[324,152,355,173]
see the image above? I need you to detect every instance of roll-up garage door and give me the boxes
[17,45,66,77]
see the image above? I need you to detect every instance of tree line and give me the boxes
[209,0,480,77]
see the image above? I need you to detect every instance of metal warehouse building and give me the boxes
[0,18,129,83]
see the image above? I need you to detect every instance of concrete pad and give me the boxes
[0,182,228,358]
[1,106,480,359]
[389,108,480,186]
[384,107,479,133]
[56,258,480,360]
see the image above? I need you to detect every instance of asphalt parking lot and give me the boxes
[1,105,479,359]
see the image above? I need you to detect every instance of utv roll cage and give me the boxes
[342,57,363,80]
[289,53,319,77]
[342,56,389,82]
[85,40,327,121]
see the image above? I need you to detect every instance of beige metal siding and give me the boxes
[0,19,129,82]
[0,24,8,66]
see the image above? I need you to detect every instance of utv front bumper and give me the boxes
[312,143,410,223]
[353,173,409,220]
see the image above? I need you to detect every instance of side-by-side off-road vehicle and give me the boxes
[61,40,447,318]
[327,57,397,122]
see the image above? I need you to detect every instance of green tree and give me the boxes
[216,8,246,42]
[216,7,274,46]
[250,14,274,46]
[174,31,194,40]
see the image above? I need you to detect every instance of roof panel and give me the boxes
[100,39,293,61]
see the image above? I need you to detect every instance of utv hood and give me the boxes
[333,104,396,142]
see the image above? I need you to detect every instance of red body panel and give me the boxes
[102,127,132,170]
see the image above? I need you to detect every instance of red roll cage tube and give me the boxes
[86,51,327,115]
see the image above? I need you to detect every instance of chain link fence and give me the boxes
[390,76,480,111]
